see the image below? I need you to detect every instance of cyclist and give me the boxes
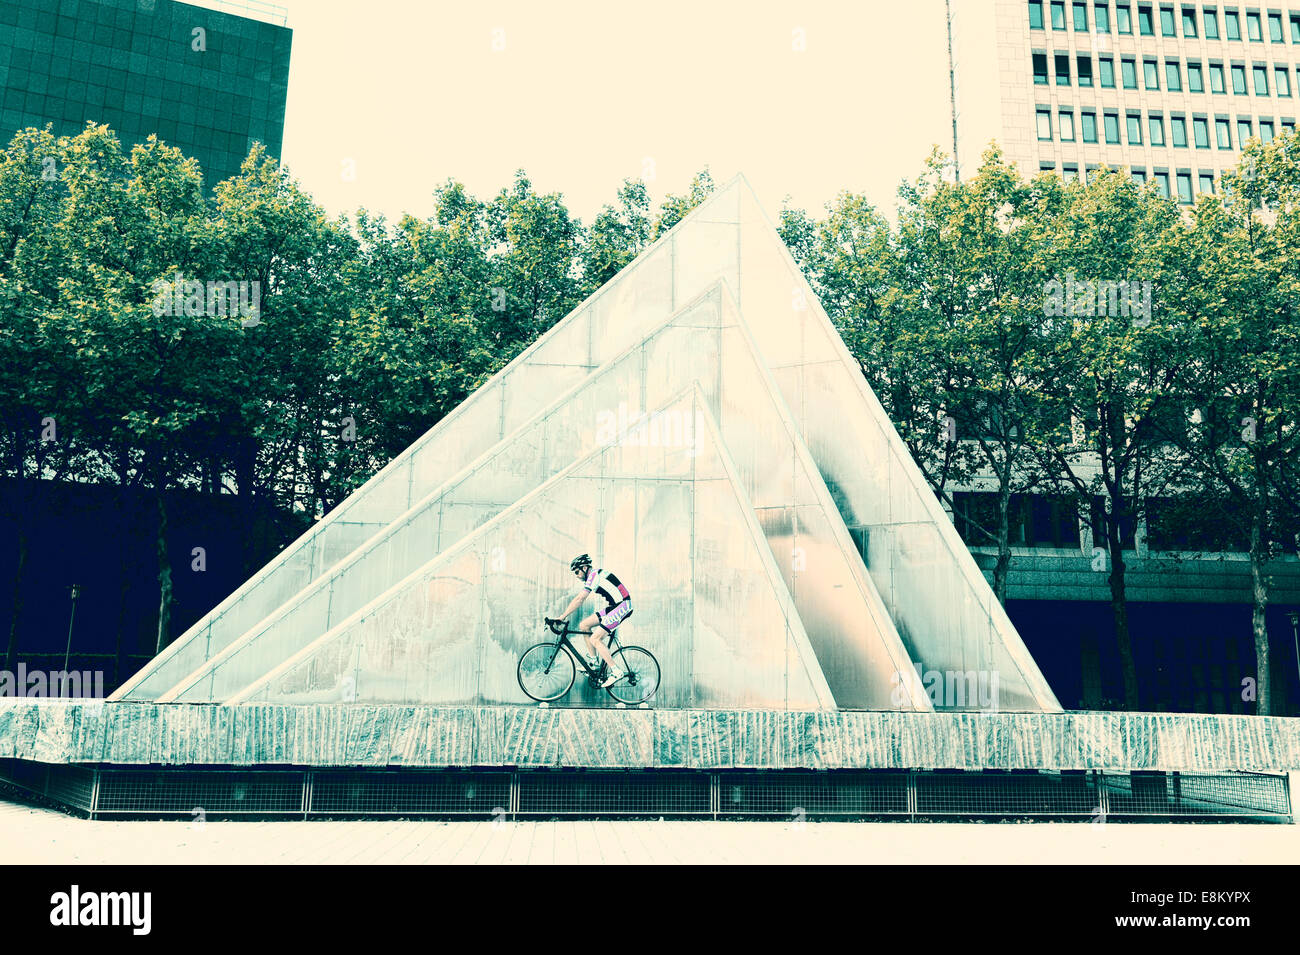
[551,554,632,688]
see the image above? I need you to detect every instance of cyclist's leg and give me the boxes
[576,612,601,660]
[589,623,618,670]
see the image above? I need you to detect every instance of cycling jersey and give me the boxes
[584,568,631,612]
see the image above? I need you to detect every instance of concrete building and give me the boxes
[950,0,1300,198]
[0,0,291,191]
[941,3,1300,716]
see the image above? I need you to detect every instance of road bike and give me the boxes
[517,618,660,706]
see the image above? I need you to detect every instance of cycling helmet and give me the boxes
[570,553,592,574]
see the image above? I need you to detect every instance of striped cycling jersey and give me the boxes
[584,568,631,612]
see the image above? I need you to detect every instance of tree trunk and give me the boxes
[994,483,1011,604]
[1249,504,1271,716]
[4,523,28,674]
[111,489,136,687]
[1104,503,1140,709]
[154,490,172,655]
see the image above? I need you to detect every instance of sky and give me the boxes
[233,0,956,225]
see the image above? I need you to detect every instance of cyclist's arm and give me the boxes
[556,590,587,620]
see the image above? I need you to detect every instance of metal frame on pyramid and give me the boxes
[113,175,1062,713]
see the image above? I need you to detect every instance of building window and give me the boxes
[1293,14,1300,43]
[1160,5,1177,34]
[1079,55,1094,86]
[1205,6,1221,38]
[1060,109,1077,140]
[1231,63,1248,93]
[1052,0,1068,28]
[1040,163,1059,178]
[1225,9,1241,39]
[1063,164,1081,183]
[1215,116,1233,146]
[1128,112,1144,143]
[1267,11,1283,41]
[1100,56,1117,86]
[1210,62,1226,92]
[1057,53,1073,84]
[1166,60,1182,90]
[1034,52,1050,84]
[1145,59,1161,89]
[1154,170,1172,197]
[1150,113,1167,144]
[1132,167,1148,184]
[1237,116,1253,142]
[1075,1,1090,29]
[1082,109,1100,141]
[1105,111,1122,142]
[1198,172,1216,194]
[1177,171,1194,203]
[1181,5,1198,35]
[1283,117,1297,132]
[1117,3,1134,32]
[1037,108,1054,139]
[1188,61,1205,92]
[1245,10,1262,41]
[1193,115,1211,146]
[1030,0,1046,28]
[1276,66,1292,97]
[1139,4,1155,33]
[1253,64,1269,95]
[1123,57,1139,88]
[1172,114,1189,145]
[1095,2,1112,31]
[1260,118,1275,142]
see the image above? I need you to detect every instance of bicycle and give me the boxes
[517,618,661,706]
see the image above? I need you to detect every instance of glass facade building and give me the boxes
[0,0,290,190]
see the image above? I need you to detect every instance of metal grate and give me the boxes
[95,770,304,815]
[517,770,709,817]
[916,770,1099,816]
[1101,770,1290,817]
[310,771,510,816]
[718,771,910,817]
[44,765,96,812]
[0,760,1289,822]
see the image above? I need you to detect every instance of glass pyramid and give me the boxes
[115,175,1061,712]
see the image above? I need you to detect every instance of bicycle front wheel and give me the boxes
[606,646,660,705]
[518,642,576,702]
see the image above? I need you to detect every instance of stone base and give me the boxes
[1,700,1298,772]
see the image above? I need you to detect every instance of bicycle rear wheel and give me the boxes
[518,642,576,702]
[605,646,660,705]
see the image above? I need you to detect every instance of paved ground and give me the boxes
[2,796,1297,863]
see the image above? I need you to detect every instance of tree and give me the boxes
[1155,133,1300,714]
[1027,167,1187,709]
[651,168,715,239]
[580,178,651,294]
[891,149,1066,602]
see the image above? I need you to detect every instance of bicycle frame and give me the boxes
[543,620,624,680]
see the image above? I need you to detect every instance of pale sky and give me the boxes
[237,0,956,223]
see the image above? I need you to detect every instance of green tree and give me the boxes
[1028,167,1187,710]
[1155,134,1300,714]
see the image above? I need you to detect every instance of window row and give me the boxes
[1029,2,1300,44]
[1035,105,1294,149]
[1036,160,1219,202]
[1033,51,1297,97]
